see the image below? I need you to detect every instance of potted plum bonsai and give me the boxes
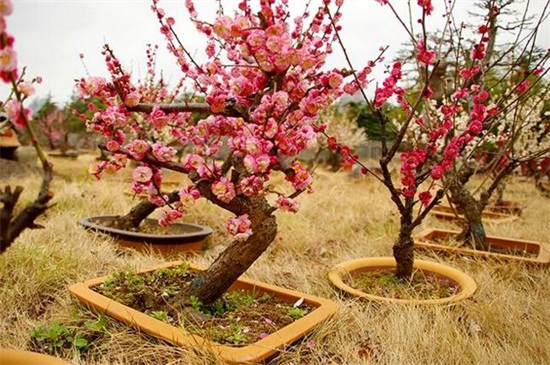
[327,0,548,303]
[67,0,360,362]
[410,1,550,264]
[78,44,214,255]
[0,2,68,364]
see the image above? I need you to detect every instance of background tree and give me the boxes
[324,0,549,279]
[0,0,54,254]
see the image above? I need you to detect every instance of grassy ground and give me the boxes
[1,154,549,364]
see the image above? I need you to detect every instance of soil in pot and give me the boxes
[346,268,459,301]
[92,262,313,346]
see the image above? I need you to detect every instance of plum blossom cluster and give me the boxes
[79,0,355,241]
[0,0,40,128]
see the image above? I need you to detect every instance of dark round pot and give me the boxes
[79,215,213,254]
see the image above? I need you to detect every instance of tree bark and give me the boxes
[107,190,180,231]
[450,182,490,251]
[393,214,414,280]
[166,195,277,309]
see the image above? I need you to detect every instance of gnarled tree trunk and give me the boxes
[107,190,180,231]
[450,182,490,251]
[166,194,277,308]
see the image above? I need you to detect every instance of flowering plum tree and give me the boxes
[421,1,550,250]
[78,0,368,306]
[324,0,549,278]
[445,84,549,249]
[0,0,54,254]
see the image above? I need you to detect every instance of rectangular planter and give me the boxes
[485,201,524,216]
[69,261,338,364]
[430,205,519,223]
[415,228,550,265]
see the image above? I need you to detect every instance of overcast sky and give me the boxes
[2,0,549,105]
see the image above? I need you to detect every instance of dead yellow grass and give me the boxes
[1,157,549,364]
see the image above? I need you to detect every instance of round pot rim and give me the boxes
[328,257,477,305]
[78,215,213,244]
[0,348,70,365]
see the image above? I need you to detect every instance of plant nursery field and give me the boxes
[1,153,549,365]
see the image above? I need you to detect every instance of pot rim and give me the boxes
[415,228,550,265]
[78,215,213,244]
[328,257,477,305]
[69,260,338,364]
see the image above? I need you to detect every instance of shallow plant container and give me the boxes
[415,228,550,265]
[69,261,338,364]
[0,349,69,365]
[430,205,519,223]
[79,215,213,254]
[486,200,525,216]
[47,150,80,159]
[328,257,477,305]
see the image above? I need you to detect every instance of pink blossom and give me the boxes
[0,0,14,16]
[515,80,529,94]
[4,99,20,122]
[431,165,444,180]
[105,140,120,152]
[211,177,236,203]
[239,176,265,197]
[416,39,436,65]
[132,166,153,183]
[275,196,300,212]
[148,104,169,129]
[417,0,433,15]
[17,82,35,96]
[226,214,252,242]
[418,191,432,206]
[179,186,200,208]
[286,162,312,191]
[0,46,17,72]
[152,143,176,162]
[88,163,102,179]
[126,139,151,160]
[125,91,141,107]
[159,209,183,227]
[213,16,233,39]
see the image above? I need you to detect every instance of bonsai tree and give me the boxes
[413,0,550,250]
[78,0,366,306]
[0,0,54,253]
[323,0,548,279]
[34,103,70,152]
[445,86,549,249]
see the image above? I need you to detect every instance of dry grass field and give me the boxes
[1,153,549,364]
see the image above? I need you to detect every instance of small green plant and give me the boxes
[150,310,170,322]
[189,295,204,313]
[30,321,88,354]
[287,307,307,320]
[224,290,256,309]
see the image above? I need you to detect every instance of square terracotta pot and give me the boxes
[430,205,519,223]
[415,228,550,265]
[69,261,338,364]
[485,201,525,216]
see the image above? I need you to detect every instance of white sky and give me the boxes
[2,0,549,105]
